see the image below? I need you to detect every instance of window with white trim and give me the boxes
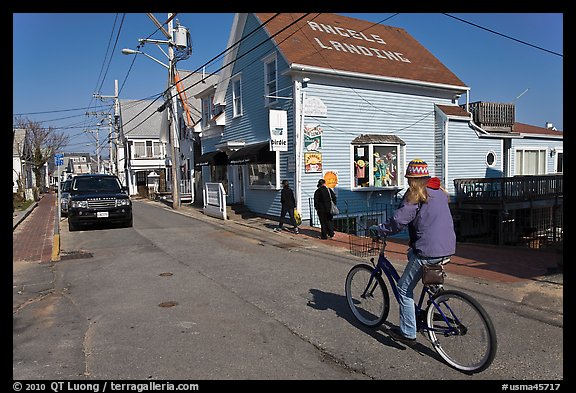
[132,140,163,159]
[555,151,563,173]
[264,55,277,106]
[201,94,214,128]
[515,148,546,175]
[232,75,242,118]
[351,135,405,190]
[486,151,497,167]
[248,163,277,188]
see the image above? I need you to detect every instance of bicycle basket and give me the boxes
[348,231,382,257]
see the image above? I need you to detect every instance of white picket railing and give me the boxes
[203,182,227,220]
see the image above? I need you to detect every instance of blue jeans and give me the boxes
[396,248,445,339]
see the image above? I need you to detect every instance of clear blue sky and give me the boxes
[13,13,563,156]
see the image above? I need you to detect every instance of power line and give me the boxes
[121,13,287,136]
[442,13,563,57]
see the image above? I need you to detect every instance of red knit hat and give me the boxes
[405,158,430,178]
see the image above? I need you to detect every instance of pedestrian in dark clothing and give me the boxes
[275,180,299,234]
[313,178,335,239]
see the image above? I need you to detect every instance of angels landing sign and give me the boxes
[307,21,411,63]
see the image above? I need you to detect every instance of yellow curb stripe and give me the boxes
[52,233,60,262]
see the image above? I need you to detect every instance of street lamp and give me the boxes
[122,18,182,209]
[121,48,169,69]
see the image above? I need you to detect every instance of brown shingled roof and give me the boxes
[514,122,563,136]
[351,134,406,145]
[436,104,471,118]
[255,13,467,88]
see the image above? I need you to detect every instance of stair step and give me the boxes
[226,205,256,219]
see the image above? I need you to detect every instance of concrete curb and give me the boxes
[12,201,38,230]
[52,193,61,262]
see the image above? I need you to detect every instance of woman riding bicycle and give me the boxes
[377,158,456,346]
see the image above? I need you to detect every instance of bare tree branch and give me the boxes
[14,116,70,190]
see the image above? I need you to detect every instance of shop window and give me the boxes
[352,144,401,189]
[248,163,277,189]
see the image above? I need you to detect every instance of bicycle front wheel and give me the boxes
[345,264,390,327]
[426,289,497,373]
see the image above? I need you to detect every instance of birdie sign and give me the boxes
[269,110,288,152]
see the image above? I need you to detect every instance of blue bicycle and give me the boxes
[344,232,497,373]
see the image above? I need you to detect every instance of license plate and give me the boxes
[97,212,109,218]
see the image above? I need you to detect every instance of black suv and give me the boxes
[68,174,132,231]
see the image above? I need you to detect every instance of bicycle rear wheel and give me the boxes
[345,264,390,327]
[426,289,497,373]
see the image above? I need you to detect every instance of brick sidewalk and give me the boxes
[276,221,561,284]
[12,191,56,263]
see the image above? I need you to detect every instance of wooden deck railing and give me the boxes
[454,175,563,203]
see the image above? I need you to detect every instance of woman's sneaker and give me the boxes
[388,327,416,346]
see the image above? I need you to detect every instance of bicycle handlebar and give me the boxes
[369,225,384,242]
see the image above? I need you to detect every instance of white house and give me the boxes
[13,128,33,194]
[117,98,168,198]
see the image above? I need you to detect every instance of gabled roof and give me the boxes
[254,13,468,89]
[177,70,220,123]
[119,99,166,139]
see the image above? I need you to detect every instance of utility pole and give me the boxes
[122,13,190,209]
[85,111,109,174]
[167,14,180,209]
[114,80,119,177]
[94,81,120,176]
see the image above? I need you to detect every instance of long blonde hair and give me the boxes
[404,177,449,204]
[404,178,429,204]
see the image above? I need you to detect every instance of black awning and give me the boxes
[195,151,229,167]
[229,142,275,165]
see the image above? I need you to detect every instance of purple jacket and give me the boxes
[379,186,456,258]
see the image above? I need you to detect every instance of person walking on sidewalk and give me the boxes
[275,180,299,234]
[314,178,336,239]
[377,158,456,346]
